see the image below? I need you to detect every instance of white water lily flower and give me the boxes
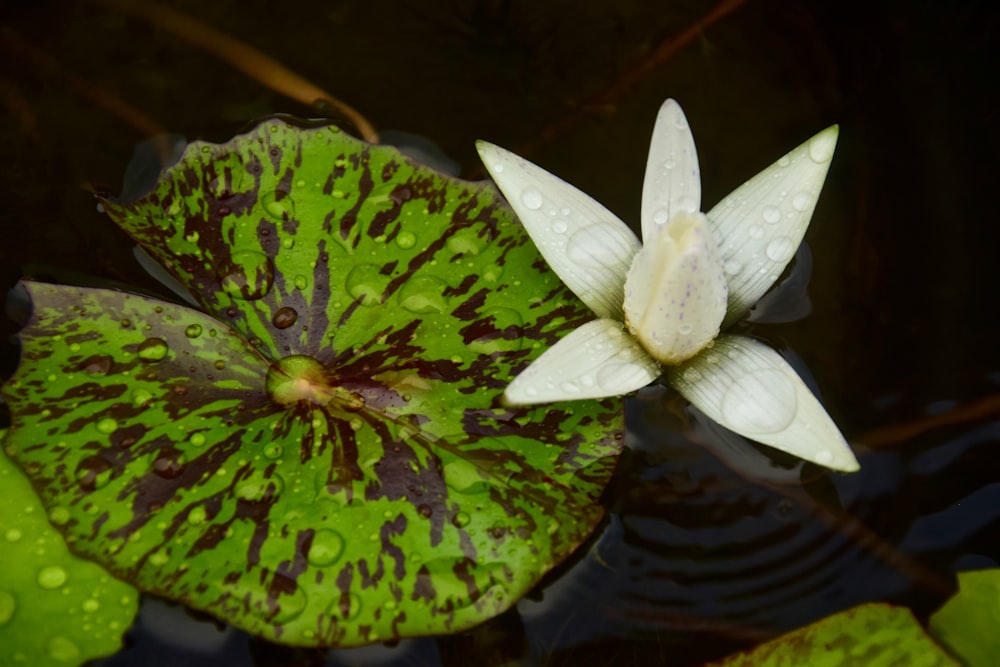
[477,99,859,472]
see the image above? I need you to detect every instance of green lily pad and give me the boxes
[0,429,139,666]
[929,569,1000,666]
[1,120,623,647]
[708,603,959,667]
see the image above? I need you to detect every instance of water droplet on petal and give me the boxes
[792,192,811,211]
[653,208,670,225]
[678,323,693,335]
[307,529,345,566]
[521,187,543,210]
[777,155,791,167]
[748,225,764,240]
[766,236,796,262]
[37,566,68,589]
[808,134,836,163]
[724,259,743,275]
[814,450,834,466]
[677,196,698,213]
[551,219,568,234]
[272,306,298,329]
[682,366,703,382]
[762,206,781,224]
[720,369,797,434]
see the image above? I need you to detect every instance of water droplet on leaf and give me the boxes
[307,529,345,566]
[219,251,274,300]
[272,306,298,329]
[184,324,203,338]
[137,337,169,361]
[37,566,68,589]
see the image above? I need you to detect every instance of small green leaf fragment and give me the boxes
[0,431,138,666]
[709,603,959,667]
[929,569,1000,667]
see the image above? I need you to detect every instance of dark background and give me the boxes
[1,1,997,665]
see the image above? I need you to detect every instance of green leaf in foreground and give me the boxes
[0,430,139,666]
[1,120,623,647]
[708,603,959,667]
[929,569,1000,666]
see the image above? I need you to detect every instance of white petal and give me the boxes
[477,141,641,321]
[623,212,728,365]
[667,334,859,472]
[504,319,660,405]
[707,126,839,327]
[641,99,701,244]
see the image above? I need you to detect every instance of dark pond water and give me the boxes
[1,0,997,665]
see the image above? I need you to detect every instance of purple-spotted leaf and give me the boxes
[1,120,623,647]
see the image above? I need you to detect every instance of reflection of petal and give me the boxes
[624,212,728,364]
[641,99,701,244]
[707,126,838,327]
[667,334,859,472]
[477,141,641,321]
[747,243,813,323]
[504,319,660,405]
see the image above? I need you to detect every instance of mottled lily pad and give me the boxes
[0,120,623,646]
[708,602,959,667]
[929,569,1000,666]
[0,429,139,666]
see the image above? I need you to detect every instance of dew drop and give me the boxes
[190,432,206,447]
[345,263,389,307]
[307,529,345,566]
[766,236,796,262]
[792,192,811,211]
[724,259,743,275]
[262,190,295,219]
[214,360,226,371]
[551,219,568,234]
[662,157,676,169]
[395,231,417,249]
[678,323,693,335]
[398,275,449,314]
[263,443,283,459]
[148,551,169,566]
[184,324,203,338]
[559,381,581,394]
[48,506,70,526]
[677,196,698,213]
[777,155,791,167]
[281,237,295,250]
[4,528,22,543]
[96,417,118,434]
[329,592,363,620]
[82,598,100,613]
[748,225,764,240]
[0,589,15,625]
[653,208,670,225]
[137,337,169,361]
[521,187,543,210]
[187,506,208,525]
[272,306,298,329]
[453,511,471,527]
[219,251,275,300]
[814,450,834,466]
[37,565,68,590]
[682,366,703,382]
[808,134,836,163]
[720,368,797,434]
[762,206,781,224]
[152,448,185,479]
[293,274,309,290]
[47,636,81,662]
